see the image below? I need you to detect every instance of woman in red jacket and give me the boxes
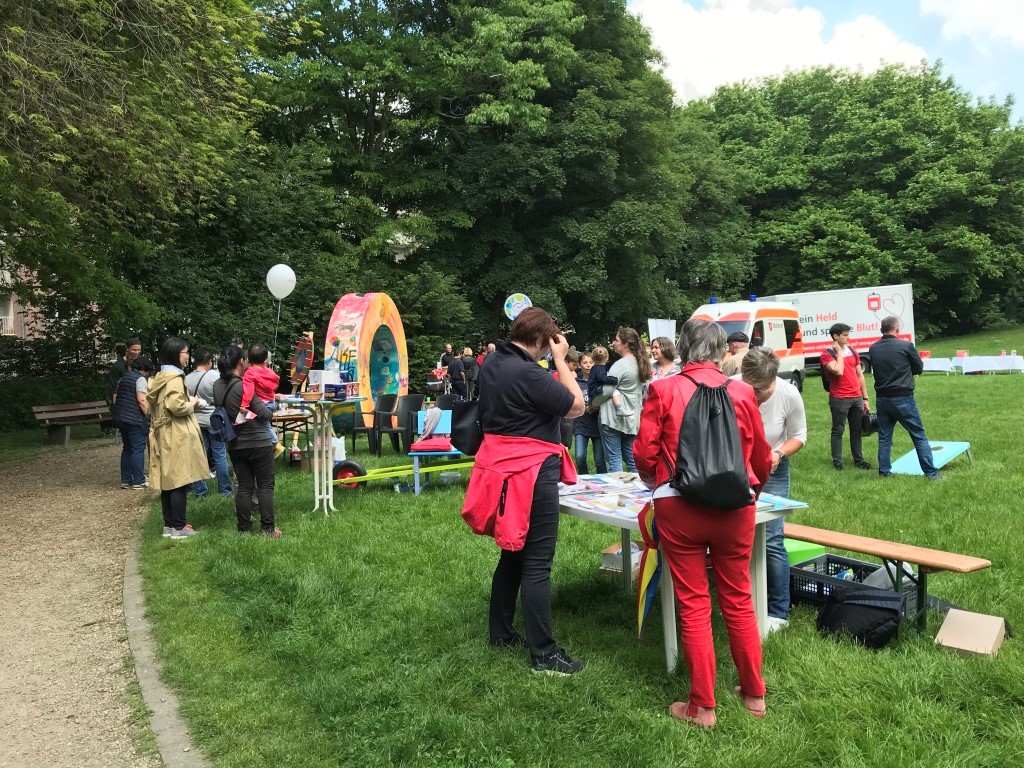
[466,308,585,675]
[634,318,772,728]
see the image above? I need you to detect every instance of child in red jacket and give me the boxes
[240,344,284,456]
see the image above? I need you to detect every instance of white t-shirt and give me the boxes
[135,376,148,394]
[731,374,807,450]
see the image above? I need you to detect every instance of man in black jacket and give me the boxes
[869,316,941,479]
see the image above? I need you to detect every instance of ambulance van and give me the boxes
[690,298,806,391]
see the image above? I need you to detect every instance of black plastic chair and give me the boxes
[350,399,377,455]
[435,393,459,410]
[378,394,425,455]
[366,393,400,457]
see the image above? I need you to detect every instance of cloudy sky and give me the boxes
[627,0,1024,123]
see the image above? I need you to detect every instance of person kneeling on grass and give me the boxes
[214,345,281,538]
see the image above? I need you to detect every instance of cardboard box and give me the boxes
[601,541,643,574]
[935,609,1006,659]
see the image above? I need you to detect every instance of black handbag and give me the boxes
[861,409,879,436]
[451,399,483,455]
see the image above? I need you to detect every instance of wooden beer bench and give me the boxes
[785,522,992,630]
[32,401,111,446]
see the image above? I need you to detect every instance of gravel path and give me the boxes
[0,439,161,768]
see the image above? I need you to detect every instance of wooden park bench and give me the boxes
[32,401,111,446]
[785,522,992,631]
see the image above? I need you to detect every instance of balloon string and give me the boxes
[273,299,282,354]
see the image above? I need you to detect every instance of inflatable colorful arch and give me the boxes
[324,293,408,419]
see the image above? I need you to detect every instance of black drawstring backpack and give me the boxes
[669,374,752,511]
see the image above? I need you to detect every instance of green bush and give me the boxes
[0,375,107,432]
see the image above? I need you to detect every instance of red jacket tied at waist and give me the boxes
[462,434,577,551]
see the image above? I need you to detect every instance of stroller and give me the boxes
[426,367,451,397]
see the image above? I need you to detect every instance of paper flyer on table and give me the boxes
[756,493,808,512]
[561,489,650,517]
[558,473,647,496]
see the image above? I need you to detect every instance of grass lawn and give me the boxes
[139,329,1024,768]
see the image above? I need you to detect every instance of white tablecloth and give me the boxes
[922,358,954,373]
[954,355,1024,373]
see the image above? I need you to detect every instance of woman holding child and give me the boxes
[213,345,281,538]
[594,327,650,472]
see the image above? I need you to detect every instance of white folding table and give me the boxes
[560,492,804,673]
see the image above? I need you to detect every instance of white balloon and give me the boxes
[266,264,296,300]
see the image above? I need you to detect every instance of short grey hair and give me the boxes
[880,316,900,334]
[741,347,779,385]
[679,318,727,364]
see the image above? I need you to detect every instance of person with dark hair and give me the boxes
[650,336,681,381]
[594,327,651,472]
[214,345,281,537]
[635,318,772,728]
[147,337,209,539]
[464,307,585,675]
[186,347,231,498]
[462,347,479,400]
[230,337,244,349]
[112,355,154,489]
[448,347,467,400]
[870,316,941,479]
[822,322,871,470]
[241,343,284,457]
[107,337,142,399]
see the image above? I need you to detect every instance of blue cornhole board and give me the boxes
[890,441,972,475]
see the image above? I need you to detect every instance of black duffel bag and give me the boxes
[817,587,904,650]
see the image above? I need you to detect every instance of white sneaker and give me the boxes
[764,616,790,635]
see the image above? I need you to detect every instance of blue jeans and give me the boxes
[574,433,606,475]
[877,395,937,477]
[762,456,791,619]
[119,423,148,485]
[263,402,279,445]
[599,423,636,472]
[192,427,233,497]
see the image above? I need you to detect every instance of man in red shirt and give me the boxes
[822,323,871,470]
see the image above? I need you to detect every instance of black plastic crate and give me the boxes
[790,554,918,617]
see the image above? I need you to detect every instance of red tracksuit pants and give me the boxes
[654,495,766,708]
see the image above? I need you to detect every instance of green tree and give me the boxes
[245,0,695,351]
[691,64,1024,336]
[0,0,259,338]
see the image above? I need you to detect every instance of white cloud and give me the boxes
[920,0,1024,48]
[629,0,928,103]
